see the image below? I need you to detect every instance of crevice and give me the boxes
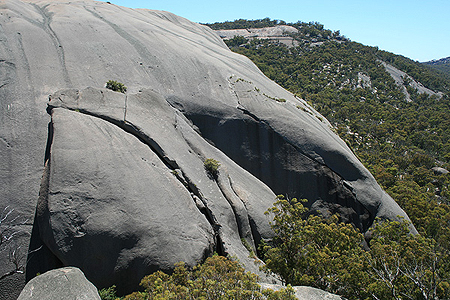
[30,3,72,87]
[27,118,64,280]
[44,121,53,164]
[171,168,226,257]
[47,104,227,256]
[215,172,255,253]
[49,105,178,170]
[228,175,262,253]
[123,95,128,121]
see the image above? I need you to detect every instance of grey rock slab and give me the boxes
[173,72,414,232]
[32,107,214,293]
[17,267,100,300]
[46,87,278,283]
[381,61,442,101]
[432,167,449,175]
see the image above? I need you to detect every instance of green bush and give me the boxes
[106,80,127,93]
[122,254,296,300]
[262,195,450,300]
[98,285,118,300]
[204,158,220,178]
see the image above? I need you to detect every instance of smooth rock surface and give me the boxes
[17,267,100,300]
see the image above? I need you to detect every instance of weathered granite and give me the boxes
[17,267,100,300]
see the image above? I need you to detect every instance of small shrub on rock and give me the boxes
[204,158,220,178]
[106,80,127,93]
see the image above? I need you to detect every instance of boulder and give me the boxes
[17,267,100,300]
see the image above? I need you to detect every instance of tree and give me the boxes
[366,218,450,300]
[204,158,220,179]
[262,196,450,300]
[262,196,370,299]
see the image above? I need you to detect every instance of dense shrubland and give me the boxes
[261,196,450,300]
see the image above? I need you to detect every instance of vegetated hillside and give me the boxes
[424,56,450,77]
[207,19,450,241]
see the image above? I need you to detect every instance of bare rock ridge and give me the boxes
[216,25,300,47]
[0,0,413,296]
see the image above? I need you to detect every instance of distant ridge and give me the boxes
[425,56,450,65]
[423,56,450,75]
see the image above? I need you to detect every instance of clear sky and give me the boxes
[111,0,449,62]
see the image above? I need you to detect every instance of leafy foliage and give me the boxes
[120,255,296,300]
[366,219,450,300]
[99,285,119,300]
[262,196,369,299]
[262,196,450,300]
[204,158,221,179]
[106,80,127,93]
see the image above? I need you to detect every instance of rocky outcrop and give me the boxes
[0,0,414,296]
[17,267,100,300]
[27,87,278,293]
[381,61,443,101]
[216,25,300,47]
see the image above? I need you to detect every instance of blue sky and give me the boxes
[111,0,449,62]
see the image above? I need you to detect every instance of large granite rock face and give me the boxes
[0,0,413,296]
[28,87,276,293]
[17,267,100,300]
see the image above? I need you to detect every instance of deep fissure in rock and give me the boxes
[184,111,374,232]
[26,118,64,281]
[45,104,227,256]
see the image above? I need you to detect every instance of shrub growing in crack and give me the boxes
[106,80,127,93]
[204,158,220,179]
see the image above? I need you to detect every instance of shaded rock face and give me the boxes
[0,0,413,296]
[17,267,100,300]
